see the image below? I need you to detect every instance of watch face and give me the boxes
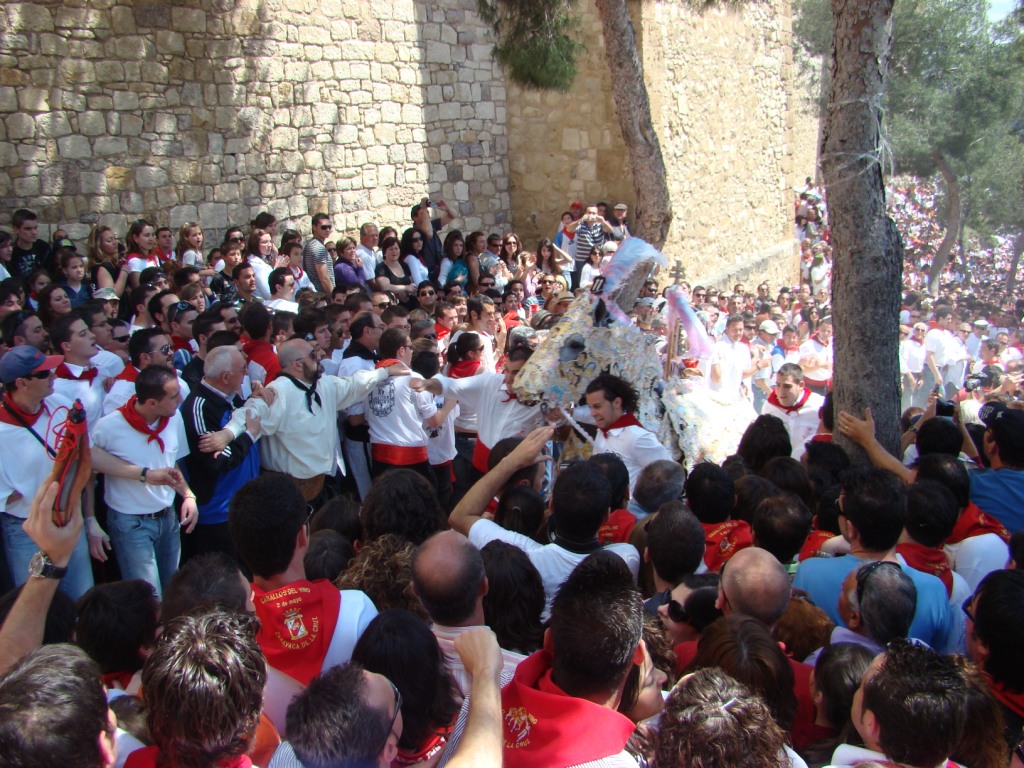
[28,551,66,579]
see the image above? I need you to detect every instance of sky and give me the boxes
[988,0,1017,21]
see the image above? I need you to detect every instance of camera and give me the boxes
[935,398,956,418]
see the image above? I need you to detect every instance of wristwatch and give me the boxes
[28,551,68,580]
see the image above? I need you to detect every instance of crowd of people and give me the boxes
[0,176,1022,768]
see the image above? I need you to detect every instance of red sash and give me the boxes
[501,650,636,768]
[766,386,812,414]
[371,443,428,465]
[471,438,491,474]
[600,412,643,438]
[0,393,48,428]
[946,502,1010,545]
[896,542,953,597]
[799,528,837,561]
[702,520,753,571]
[115,365,140,383]
[117,396,169,452]
[125,746,252,768]
[55,363,98,383]
[598,508,636,545]
[251,579,341,686]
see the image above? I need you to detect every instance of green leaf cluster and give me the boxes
[477,0,583,91]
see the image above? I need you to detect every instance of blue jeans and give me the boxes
[107,507,180,598]
[1,512,94,600]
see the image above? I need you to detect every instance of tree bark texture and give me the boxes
[821,0,904,460]
[927,150,961,291]
[594,0,672,249]
[1005,232,1024,296]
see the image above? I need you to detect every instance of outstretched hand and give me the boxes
[505,426,554,470]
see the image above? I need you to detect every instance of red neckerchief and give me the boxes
[0,392,48,428]
[149,248,171,264]
[781,344,800,352]
[394,721,454,766]
[910,337,924,345]
[799,528,837,561]
[600,412,643,438]
[811,333,831,348]
[117,395,169,452]
[115,365,140,382]
[504,310,521,329]
[375,358,399,369]
[251,579,341,686]
[702,520,753,571]
[810,432,833,442]
[434,321,451,340]
[170,335,191,353]
[55,363,98,383]
[896,542,953,597]
[124,746,252,768]
[241,338,281,381]
[767,386,812,414]
[946,502,1010,545]
[291,266,305,280]
[500,650,636,768]
[448,359,480,379]
[985,672,1024,717]
[928,320,942,330]
[500,383,519,404]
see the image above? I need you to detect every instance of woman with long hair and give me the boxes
[37,282,73,326]
[86,225,130,297]
[124,218,158,289]
[401,227,430,286]
[245,227,278,300]
[438,230,467,290]
[464,230,487,293]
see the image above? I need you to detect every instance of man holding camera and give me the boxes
[567,205,613,289]
[411,197,458,283]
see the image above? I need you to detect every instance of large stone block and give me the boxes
[57,135,91,160]
[135,165,168,189]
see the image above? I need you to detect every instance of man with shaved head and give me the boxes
[411,530,524,696]
[200,338,409,504]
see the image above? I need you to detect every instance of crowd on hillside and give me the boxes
[0,178,1022,768]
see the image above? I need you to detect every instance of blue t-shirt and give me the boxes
[793,554,953,650]
[969,467,1024,533]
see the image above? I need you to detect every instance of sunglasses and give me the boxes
[662,589,690,624]
[479,282,495,288]
[419,291,435,297]
[540,279,555,285]
[229,236,244,242]
[376,680,403,755]
[375,302,391,309]
[410,237,423,243]
[153,343,172,355]
[22,370,52,380]
[112,334,130,342]
[319,224,333,231]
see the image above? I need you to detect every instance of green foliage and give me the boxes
[477,0,583,91]
[792,0,832,57]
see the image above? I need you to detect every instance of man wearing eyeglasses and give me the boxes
[103,327,191,415]
[792,467,954,651]
[412,198,458,283]
[415,280,438,314]
[303,213,335,294]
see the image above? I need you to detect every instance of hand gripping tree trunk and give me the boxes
[594,0,672,249]
[822,0,904,460]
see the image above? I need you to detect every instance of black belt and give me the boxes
[117,507,172,521]
[455,429,477,437]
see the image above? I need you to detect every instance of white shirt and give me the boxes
[104,372,191,415]
[247,254,275,301]
[468,518,640,620]
[760,389,825,458]
[265,298,299,314]
[404,254,429,285]
[0,394,73,519]
[426,395,458,465]
[901,337,927,374]
[92,408,189,514]
[356,243,379,282]
[432,623,525,699]
[924,326,954,368]
[592,422,673,494]
[226,369,388,479]
[798,335,833,383]
[710,338,751,399]
[364,373,436,450]
[438,373,542,452]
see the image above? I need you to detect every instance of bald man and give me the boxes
[675,546,821,752]
[202,339,409,502]
[411,530,525,696]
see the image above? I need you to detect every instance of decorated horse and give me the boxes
[511,238,757,467]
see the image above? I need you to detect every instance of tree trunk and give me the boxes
[927,150,961,292]
[1005,232,1024,296]
[593,0,672,249]
[821,0,904,460]
[815,52,829,185]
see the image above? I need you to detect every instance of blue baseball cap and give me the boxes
[0,346,63,384]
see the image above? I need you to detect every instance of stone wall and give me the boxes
[0,0,509,245]
[507,0,808,288]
